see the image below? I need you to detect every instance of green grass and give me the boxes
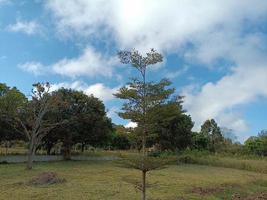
[0,161,266,200]
[178,152,267,174]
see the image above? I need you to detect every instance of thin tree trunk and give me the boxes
[63,142,71,160]
[142,170,146,200]
[47,145,52,155]
[81,143,85,153]
[63,134,72,160]
[27,140,35,170]
[5,141,8,155]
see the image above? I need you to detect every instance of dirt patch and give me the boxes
[232,192,267,200]
[191,186,224,195]
[191,183,240,196]
[28,172,66,185]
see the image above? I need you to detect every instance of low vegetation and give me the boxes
[0,161,266,200]
[177,150,267,174]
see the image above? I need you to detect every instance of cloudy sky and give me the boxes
[1,0,267,142]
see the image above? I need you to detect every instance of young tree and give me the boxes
[12,83,60,169]
[115,49,174,200]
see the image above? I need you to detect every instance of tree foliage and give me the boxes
[43,88,113,159]
[244,130,267,156]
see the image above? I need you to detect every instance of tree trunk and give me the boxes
[27,139,35,170]
[142,170,146,200]
[47,145,52,155]
[81,143,85,153]
[5,141,8,155]
[63,142,71,160]
[63,147,71,160]
[63,134,72,160]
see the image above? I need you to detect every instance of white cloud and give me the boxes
[44,0,267,140]
[52,47,118,78]
[7,20,41,35]
[0,0,10,6]
[84,83,119,102]
[46,0,267,51]
[18,62,46,76]
[19,47,118,78]
[183,63,267,141]
[125,122,137,128]
[51,81,119,102]
[107,106,119,118]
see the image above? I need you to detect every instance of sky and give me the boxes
[1,0,267,142]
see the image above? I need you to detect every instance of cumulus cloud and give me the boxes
[18,62,46,76]
[182,63,267,141]
[19,47,118,78]
[7,20,41,35]
[52,47,118,78]
[46,0,267,51]
[51,81,119,102]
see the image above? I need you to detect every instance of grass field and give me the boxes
[0,161,266,200]
[178,152,267,174]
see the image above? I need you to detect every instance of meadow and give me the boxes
[0,159,267,200]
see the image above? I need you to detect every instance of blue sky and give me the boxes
[1,0,267,142]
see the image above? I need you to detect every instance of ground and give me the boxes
[0,161,266,200]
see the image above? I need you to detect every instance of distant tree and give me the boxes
[221,127,237,143]
[150,97,194,151]
[192,131,209,150]
[200,119,223,152]
[244,130,267,156]
[41,129,60,155]
[115,49,174,200]
[109,125,131,150]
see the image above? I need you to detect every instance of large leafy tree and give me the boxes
[0,83,26,153]
[149,97,194,151]
[115,49,175,200]
[46,88,112,159]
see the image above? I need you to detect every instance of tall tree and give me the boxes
[12,83,60,169]
[0,83,26,154]
[115,49,173,200]
[48,88,113,159]
[200,119,223,152]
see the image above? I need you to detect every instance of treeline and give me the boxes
[0,82,266,167]
[111,119,267,157]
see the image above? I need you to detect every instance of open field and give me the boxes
[178,152,267,174]
[0,161,266,200]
